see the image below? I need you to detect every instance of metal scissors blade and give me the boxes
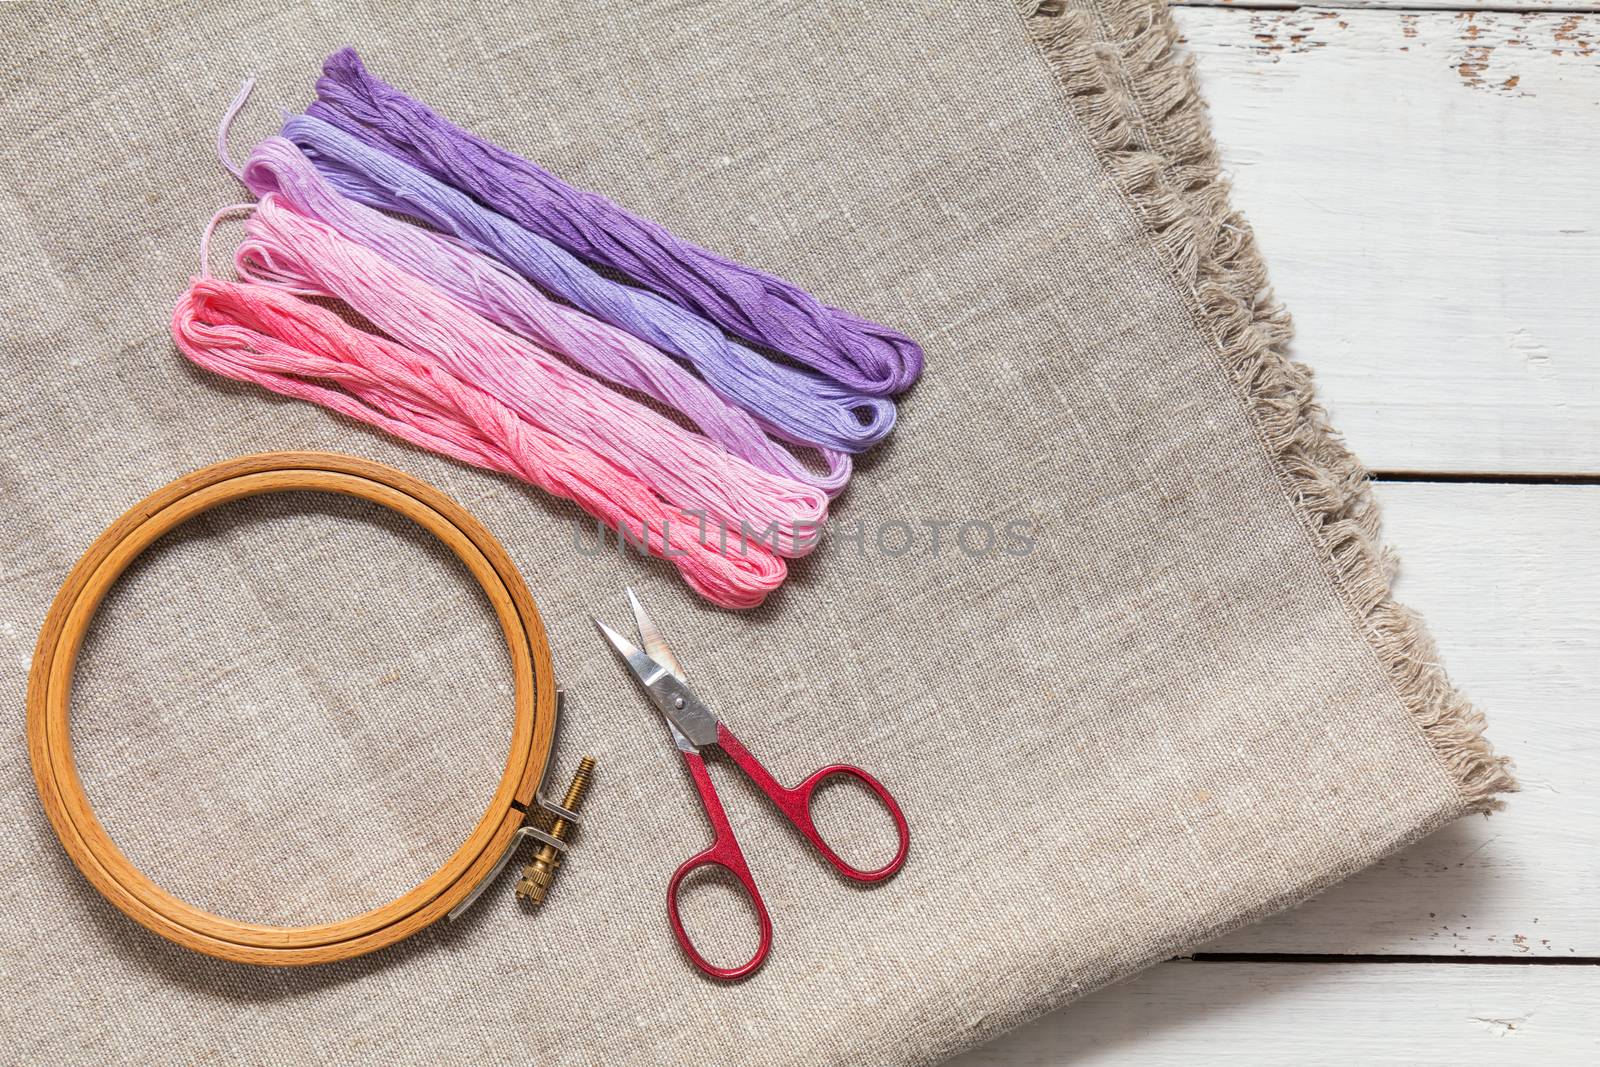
[594,617,670,688]
[594,591,720,751]
[627,587,684,683]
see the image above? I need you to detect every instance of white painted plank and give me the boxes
[1175,2,1600,13]
[950,961,1600,1066]
[1212,482,1600,956]
[1175,9,1600,472]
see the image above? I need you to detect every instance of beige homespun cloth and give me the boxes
[0,0,1512,1063]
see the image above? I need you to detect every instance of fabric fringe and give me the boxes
[1017,0,1515,811]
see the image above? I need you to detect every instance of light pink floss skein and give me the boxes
[235,198,828,556]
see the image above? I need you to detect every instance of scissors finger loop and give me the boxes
[794,764,911,882]
[665,851,774,982]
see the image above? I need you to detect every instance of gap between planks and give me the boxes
[1172,1,1600,13]
[1188,951,1600,965]
[1373,471,1600,483]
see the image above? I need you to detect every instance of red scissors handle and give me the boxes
[667,725,911,981]
[666,751,774,981]
[717,724,911,882]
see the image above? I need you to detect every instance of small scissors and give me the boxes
[595,590,911,980]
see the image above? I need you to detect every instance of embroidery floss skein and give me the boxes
[234,198,828,557]
[307,48,924,397]
[172,273,787,610]
[238,134,849,498]
[280,113,891,459]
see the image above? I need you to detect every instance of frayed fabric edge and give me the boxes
[1016,0,1516,811]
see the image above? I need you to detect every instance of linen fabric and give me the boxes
[0,1,1511,1064]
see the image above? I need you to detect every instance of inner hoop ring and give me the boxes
[25,452,556,966]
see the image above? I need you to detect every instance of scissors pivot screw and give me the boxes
[516,756,596,906]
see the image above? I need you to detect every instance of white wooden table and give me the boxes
[955,2,1600,1061]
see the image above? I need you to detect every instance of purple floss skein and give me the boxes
[307,47,924,397]
[283,115,890,463]
[241,135,850,497]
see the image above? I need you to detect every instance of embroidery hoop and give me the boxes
[26,452,558,965]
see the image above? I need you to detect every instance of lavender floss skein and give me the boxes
[240,136,850,497]
[282,115,891,465]
[306,47,924,397]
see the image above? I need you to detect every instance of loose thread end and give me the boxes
[217,77,257,181]
[198,203,256,278]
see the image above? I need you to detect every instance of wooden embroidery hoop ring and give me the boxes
[26,452,558,966]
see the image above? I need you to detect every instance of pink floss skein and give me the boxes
[237,135,851,498]
[171,273,788,610]
[234,197,827,557]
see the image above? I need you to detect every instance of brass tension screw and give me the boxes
[516,757,596,906]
